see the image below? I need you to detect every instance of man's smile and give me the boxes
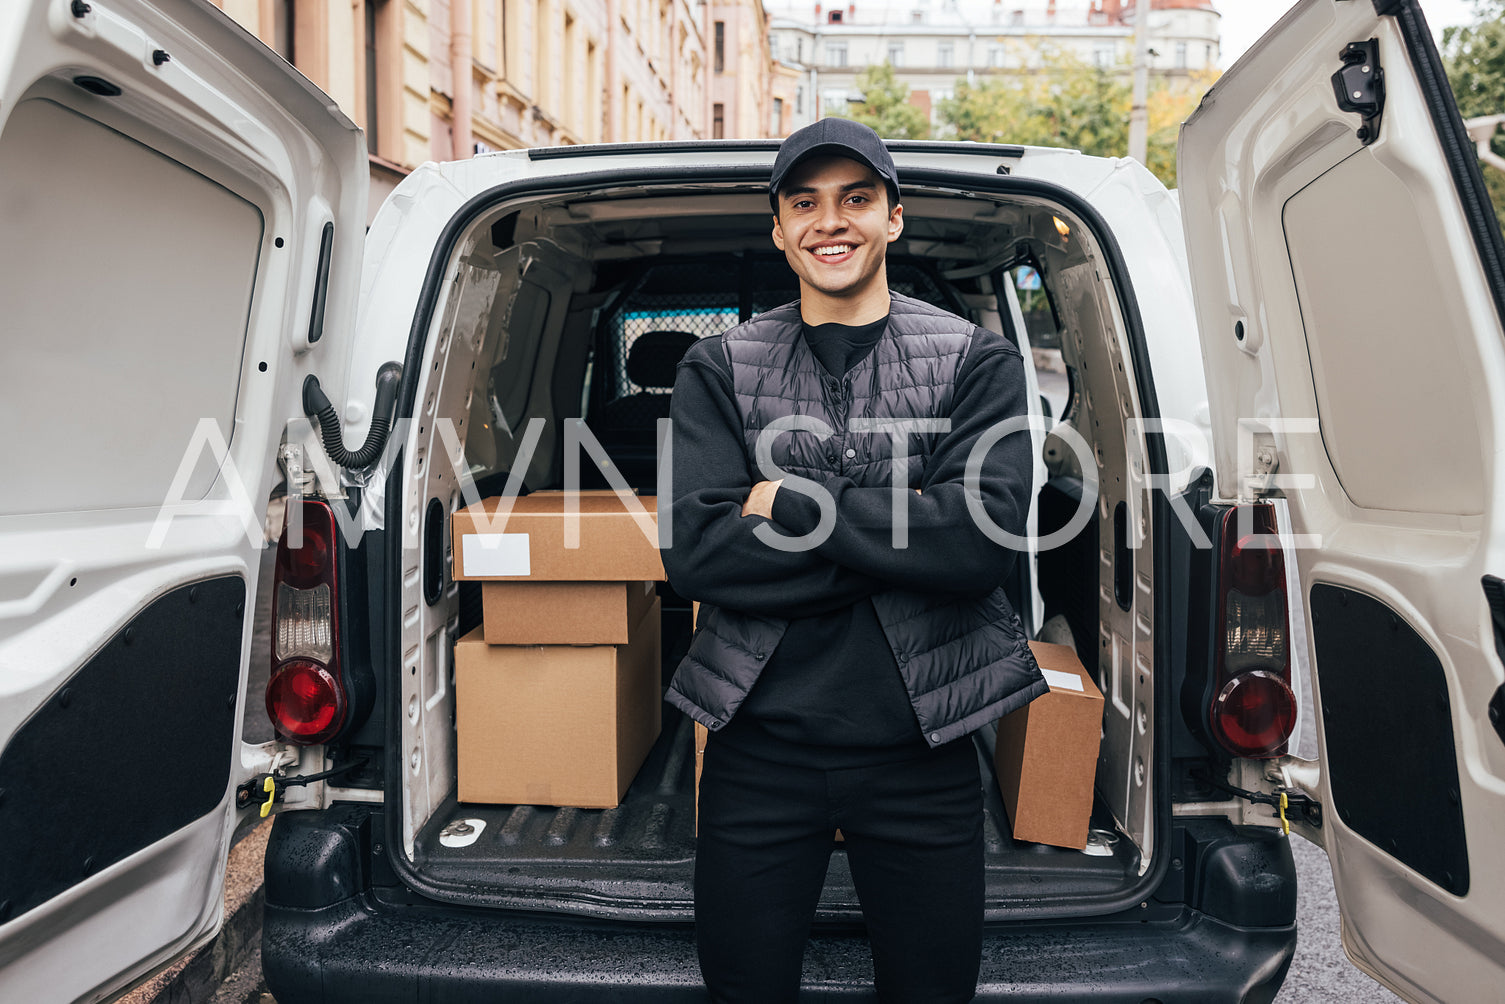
[809,242,857,262]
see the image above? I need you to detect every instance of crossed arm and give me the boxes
[660,336,1035,617]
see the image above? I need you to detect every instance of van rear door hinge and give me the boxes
[234,756,371,815]
[1193,769,1324,833]
[1332,39,1385,145]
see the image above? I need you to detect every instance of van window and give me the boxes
[592,257,960,412]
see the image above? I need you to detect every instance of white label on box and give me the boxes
[1041,667,1084,692]
[461,533,531,576]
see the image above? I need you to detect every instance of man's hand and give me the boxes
[741,479,784,519]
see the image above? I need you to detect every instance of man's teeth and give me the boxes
[814,246,853,256]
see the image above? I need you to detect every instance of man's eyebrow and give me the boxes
[781,180,879,200]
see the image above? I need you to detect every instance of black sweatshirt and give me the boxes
[664,309,1035,769]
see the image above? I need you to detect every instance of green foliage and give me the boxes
[935,46,1214,189]
[834,62,931,141]
[1444,0,1505,230]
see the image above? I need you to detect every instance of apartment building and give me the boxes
[708,0,775,140]
[766,0,1219,130]
[214,0,777,220]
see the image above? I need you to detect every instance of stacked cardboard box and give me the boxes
[451,491,664,808]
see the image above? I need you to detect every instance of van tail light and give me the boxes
[1210,503,1296,759]
[268,499,347,745]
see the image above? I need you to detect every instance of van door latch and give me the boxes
[1332,39,1384,145]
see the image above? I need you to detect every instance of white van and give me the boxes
[2,0,1502,1001]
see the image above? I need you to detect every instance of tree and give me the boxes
[1443,0,1505,230]
[936,46,1214,189]
[835,62,931,141]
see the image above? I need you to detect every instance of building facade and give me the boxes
[766,0,1219,131]
[212,0,775,220]
[709,0,776,140]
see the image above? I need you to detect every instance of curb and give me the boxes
[116,819,272,1004]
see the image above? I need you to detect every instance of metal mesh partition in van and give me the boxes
[595,257,961,405]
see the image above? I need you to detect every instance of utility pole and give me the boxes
[1127,0,1152,164]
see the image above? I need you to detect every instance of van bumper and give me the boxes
[263,808,1295,1003]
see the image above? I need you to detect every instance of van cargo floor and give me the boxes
[409,707,1140,922]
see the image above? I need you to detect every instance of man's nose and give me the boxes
[815,199,847,232]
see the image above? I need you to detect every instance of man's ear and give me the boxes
[772,213,786,251]
[887,203,905,244]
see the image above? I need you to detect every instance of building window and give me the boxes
[911,10,925,24]
[888,42,903,66]
[769,33,778,60]
[796,84,805,114]
[535,0,551,104]
[364,0,380,154]
[1093,45,1112,67]
[772,97,784,135]
[826,43,847,67]
[937,43,953,68]
[1205,44,1213,66]
[796,37,803,62]
[987,45,1004,68]
[272,0,295,62]
[714,21,725,73]
[362,0,399,160]
[828,9,842,23]
[1175,42,1188,69]
[713,102,725,138]
[1009,9,1024,26]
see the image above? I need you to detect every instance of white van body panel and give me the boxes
[1180,1,1505,1000]
[0,1,365,999]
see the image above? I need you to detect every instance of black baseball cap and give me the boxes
[769,118,901,212]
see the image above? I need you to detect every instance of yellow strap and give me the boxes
[1278,791,1290,837]
[260,776,276,819]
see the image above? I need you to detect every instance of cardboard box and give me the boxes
[695,720,707,835]
[482,579,657,645]
[455,597,662,808]
[993,641,1104,850]
[452,490,664,582]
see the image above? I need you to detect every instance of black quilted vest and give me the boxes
[665,293,1046,747]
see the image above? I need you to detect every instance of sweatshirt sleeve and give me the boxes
[659,338,887,618]
[768,330,1034,596]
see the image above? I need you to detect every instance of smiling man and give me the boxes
[662,119,1045,1003]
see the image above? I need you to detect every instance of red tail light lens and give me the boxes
[276,514,331,590]
[1212,669,1296,758]
[1210,504,1296,759]
[266,658,346,740]
[268,499,345,745]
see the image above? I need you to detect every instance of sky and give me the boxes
[1216,0,1482,68]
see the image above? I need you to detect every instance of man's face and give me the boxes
[771,155,904,303]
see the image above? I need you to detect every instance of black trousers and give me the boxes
[693,732,984,1003]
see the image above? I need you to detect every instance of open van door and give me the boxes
[0,1,365,1000]
[1179,0,1505,1000]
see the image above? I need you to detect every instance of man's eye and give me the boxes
[848,195,868,205]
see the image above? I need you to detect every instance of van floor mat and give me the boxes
[409,710,1139,922]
